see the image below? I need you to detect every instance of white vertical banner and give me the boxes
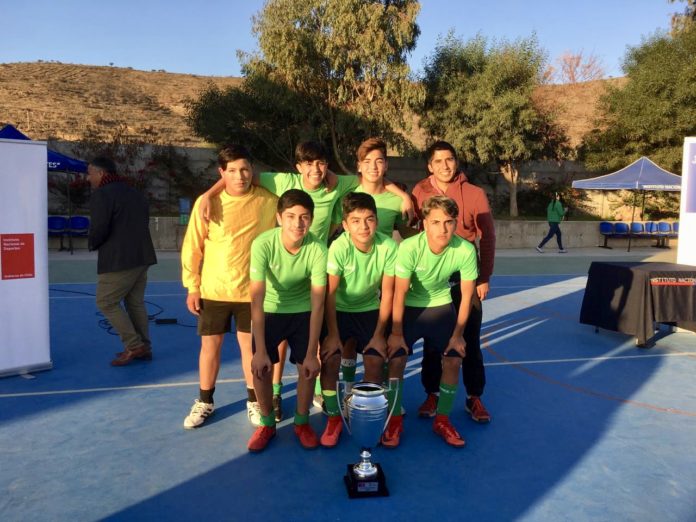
[0,138,51,377]
[677,138,696,266]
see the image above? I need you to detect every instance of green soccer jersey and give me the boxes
[327,231,398,312]
[249,228,328,313]
[259,172,359,244]
[394,232,478,308]
[332,185,407,237]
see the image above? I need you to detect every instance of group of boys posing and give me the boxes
[181,137,496,452]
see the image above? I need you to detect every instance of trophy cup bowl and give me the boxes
[338,380,396,498]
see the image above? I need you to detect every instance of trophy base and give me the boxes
[344,463,389,498]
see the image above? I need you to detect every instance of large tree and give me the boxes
[418,34,568,216]
[581,26,696,172]
[188,0,422,171]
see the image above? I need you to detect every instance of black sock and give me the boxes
[247,387,257,402]
[200,387,215,404]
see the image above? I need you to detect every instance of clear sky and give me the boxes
[1,0,679,79]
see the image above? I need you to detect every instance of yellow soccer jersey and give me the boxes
[181,185,278,302]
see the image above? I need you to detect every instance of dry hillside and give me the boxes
[1,61,619,149]
[0,62,240,146]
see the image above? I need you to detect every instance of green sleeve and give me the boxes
[394,241,415,279]
[310,244,328,287]
[326,240,343,277]
[259,172,294,196]
[384,241,398,276]
[458,244,479,281]
[336,174,360,197]
[331,196,344,224]
[249,237,268,282]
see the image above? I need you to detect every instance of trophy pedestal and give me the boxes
[344,463,389,498]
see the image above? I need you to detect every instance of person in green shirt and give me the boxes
[319,192,405,448]
[247,189,327,452]
[536,192,568,253]
[330,137,416,397]
[389,195,478,447]
[197,141,413,421]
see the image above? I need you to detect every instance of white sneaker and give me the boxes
[247,401,262,427]
[558,249,568,253]
[183,399,214,429]
[535,246,543,253]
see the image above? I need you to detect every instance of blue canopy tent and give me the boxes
[0,124,87,173]
[0,124,88,252]
[572,156,682,251]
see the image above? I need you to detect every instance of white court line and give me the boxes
[4,351,691,400]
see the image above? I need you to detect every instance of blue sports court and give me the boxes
[1,248,695,521]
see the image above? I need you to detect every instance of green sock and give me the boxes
[436,382,458,416]
[386,379,403,415]
[294,411,309,425]
[341,358,356,383]
[314,378,321,396]
[322,390,340,416]
[260,413,275,427]
[272,382,282,396]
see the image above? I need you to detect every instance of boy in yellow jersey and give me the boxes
[181,145,277,429]
[197,141,413,421]
[247,189,328,452]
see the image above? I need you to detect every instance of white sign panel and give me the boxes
[0,138,51,377]
[677,138,696,266]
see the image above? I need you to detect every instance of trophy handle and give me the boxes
[336,380,352,436]
[383,377,399,433]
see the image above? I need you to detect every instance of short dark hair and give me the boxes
[425,141,458,163]
[89,156,117,176]
[342,192,377,218]
[422,195,459,220]
[218,144,252,169]
[277,189,314,217]
[295,141,328,164]
[356,137,387,162]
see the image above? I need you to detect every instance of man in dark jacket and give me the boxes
[87,157,157,366]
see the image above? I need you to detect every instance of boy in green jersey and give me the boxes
[247,189,328,452]
[198,141,412,420]
[319,193,404,448]
[330,138,415,397]
[389,195,478,447]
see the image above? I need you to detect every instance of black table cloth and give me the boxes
[580,261,696,346]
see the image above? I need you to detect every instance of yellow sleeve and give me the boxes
[181,197,207,293]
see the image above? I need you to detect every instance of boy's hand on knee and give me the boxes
[251,352,271,379]
[302,355,320,379]
[445,336,466,357]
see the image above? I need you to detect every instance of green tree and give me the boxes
[418,34,568,216]
[581,27,696,173]
[188,0,422,171]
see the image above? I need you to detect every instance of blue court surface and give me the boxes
[1,251,696,521]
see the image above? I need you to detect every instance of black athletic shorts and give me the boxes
[198,299,251,335]
[254,311,312,365]
[403,303,460,358]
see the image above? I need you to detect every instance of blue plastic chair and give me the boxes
[48,216,68,250]
[67,216,90,237]
[672,222,679,235]
[644,221,657,234]
[630,222,644,235]
[657,222,672,235]
[614,222,629,235]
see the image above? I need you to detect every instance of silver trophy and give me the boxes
[338,380,397,498]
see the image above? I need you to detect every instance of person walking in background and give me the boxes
[536,192,568,253]
[87,156,157,366]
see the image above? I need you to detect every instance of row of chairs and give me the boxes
[48,215,90,252]
[599,221,679,248]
